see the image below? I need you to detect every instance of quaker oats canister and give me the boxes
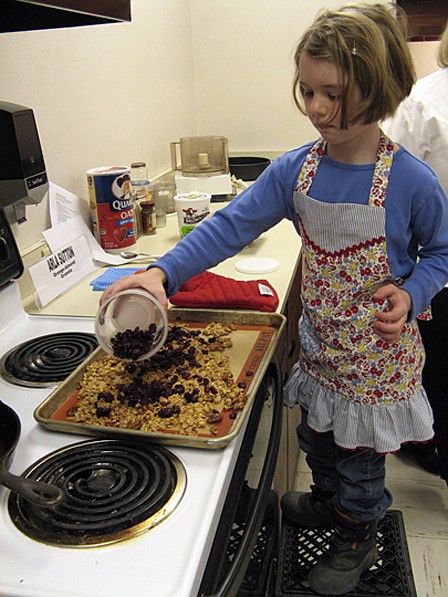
[86,166,136,253]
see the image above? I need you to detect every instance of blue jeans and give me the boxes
[297,408,393,522]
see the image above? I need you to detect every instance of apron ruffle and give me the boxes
[284,362,434,454]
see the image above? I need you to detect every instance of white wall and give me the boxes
[0,0,437,251]
[189,0,322,152]
[189,0,394,152]
[409,40,439,78]
[0,0,196,249]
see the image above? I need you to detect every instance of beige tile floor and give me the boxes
[292,450,448,597]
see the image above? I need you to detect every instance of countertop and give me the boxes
[23,202,302,318]
[8,195,302,597]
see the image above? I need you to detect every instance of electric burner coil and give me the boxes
[8,439,186,547]
[0,332,98,387]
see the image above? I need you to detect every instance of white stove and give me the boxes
[0,282,247,597]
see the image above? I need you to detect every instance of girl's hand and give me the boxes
[99,267,169,310]
[372,284,411,344]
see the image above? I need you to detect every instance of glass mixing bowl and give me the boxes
[95,289,168,361]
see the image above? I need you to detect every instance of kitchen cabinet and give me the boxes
[398,0,448,40]
[0,0,131,33]
[273,251,303,497]
[278,252,302,382]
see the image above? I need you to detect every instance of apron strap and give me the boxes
[296,131,394,209]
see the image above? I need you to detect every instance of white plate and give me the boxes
[235,257,280,274]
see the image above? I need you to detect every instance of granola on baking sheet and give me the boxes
[69,323,246,436]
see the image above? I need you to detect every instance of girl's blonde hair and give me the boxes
[437,21,448,68]
[293,3,416,128]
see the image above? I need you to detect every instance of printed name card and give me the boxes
[29,235,96,307]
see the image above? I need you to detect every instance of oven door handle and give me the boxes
[204,358,283,597]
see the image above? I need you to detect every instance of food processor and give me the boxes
[170,136,233,201]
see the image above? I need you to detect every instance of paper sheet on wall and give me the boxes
[49,181,91,228]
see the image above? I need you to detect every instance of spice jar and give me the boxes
[140,198,156,235]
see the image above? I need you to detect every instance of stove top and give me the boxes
[0,283,246,597]
[0,332,98,387]
[9,439,186,547]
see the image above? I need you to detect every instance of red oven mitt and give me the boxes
[170,271,279,312]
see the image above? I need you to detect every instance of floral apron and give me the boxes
[284,134,434,453]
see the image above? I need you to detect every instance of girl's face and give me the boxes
[298,53,364,144]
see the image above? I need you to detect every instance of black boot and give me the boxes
[308,508,378,595]
[400,442,441,475]
[280,485,336,527]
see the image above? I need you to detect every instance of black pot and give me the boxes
[229,156,271,181]
[0,400,64,507]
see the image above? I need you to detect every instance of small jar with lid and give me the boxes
[130,162,150,200]
[140,197,157,235]
[130,162,150,237]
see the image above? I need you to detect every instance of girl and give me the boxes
[101,4,448,594]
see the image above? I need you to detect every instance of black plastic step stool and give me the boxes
[275,509,417,596]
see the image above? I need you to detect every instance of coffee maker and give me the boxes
[0,101,48,224]
[170,136,233,201]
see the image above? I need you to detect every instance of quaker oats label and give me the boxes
[29,235,96,307]
[86,167,136,253]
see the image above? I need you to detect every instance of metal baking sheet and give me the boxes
[34,309,285,449]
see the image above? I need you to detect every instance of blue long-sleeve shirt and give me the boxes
[153,141,448,320]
